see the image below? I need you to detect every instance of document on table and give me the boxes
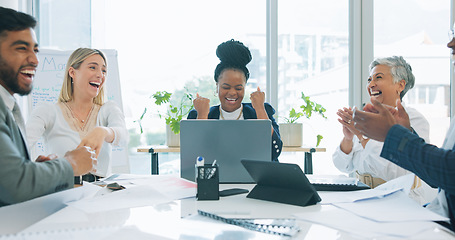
[317,174,419,204]
[102,174,196,200]
[67,175,197,213]
[333,190,449,222]
[317,187,402,204]
[295,186,449,238]
[126,175,196,200]
[0,183,101,235]
[66,185,172,213]
[294,207,441,238]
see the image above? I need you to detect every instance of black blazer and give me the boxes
[187,103,282,161]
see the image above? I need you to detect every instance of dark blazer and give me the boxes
[187,103,283,161]
[381,124,455,230]
[0,96,73,207]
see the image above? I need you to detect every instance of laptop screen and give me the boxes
[180,119,272,183]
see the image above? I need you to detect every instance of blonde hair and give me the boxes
[58,48,107,105]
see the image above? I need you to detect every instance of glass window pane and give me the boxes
[91,0,265,174]
[374,0,450,147]
[278,0,349,175]
[37,0,91,49]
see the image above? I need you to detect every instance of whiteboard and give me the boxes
[28,49,129,173]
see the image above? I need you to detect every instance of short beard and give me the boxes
[0,53,33,96]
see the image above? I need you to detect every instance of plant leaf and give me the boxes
[316,134,323,147]
[152,91,172,105]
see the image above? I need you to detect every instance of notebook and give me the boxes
[180,119,272,183]
[198,210,300,237]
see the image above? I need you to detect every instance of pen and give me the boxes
[207,160,217,179]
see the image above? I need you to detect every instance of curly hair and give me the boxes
[214,39,252,82]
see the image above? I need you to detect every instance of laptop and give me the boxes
[180,119,272,183]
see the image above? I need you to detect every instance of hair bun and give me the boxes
[216,39,252,67]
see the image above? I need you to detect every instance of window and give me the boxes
[32,0,454,175]
[36,0,91,49]
[374,0,450,147]
[277,0,349,175]
[92,0,266,174]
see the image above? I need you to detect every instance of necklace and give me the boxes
[219,105,243,120]
[65,102,94,124]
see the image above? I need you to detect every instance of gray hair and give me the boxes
[369,56,415,100]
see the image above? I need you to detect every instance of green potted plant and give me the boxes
[136,90,193,147]
[280,92,327,147]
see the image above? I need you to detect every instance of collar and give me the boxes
[219,105,244,120]
[0,84,16,112]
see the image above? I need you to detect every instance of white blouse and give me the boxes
[332,106,437,204]
[26,101,127,177]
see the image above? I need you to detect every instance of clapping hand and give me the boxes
[336,107,362,141]
[353,98,410,142]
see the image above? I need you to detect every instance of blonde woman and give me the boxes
[26,48,127,181]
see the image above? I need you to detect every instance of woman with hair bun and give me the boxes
[187,39,282,161]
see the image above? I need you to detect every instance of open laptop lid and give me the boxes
[180,119,272,183]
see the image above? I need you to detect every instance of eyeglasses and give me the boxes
[449,29,455,41]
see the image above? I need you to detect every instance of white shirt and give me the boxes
[332,106,437,204]
[0,85,16,115]
[219,106,244,120]
[0,85,29,155]
[26,101,127,177]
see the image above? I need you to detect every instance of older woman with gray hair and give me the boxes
[332,56,436,204]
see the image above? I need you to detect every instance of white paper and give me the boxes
[318,187,402,204]
[294,207,440,238]
[66,185,173,213]
[127,175,196,200]
[0,183,101,235]
[100,174,197,200]
[333,190,449,222]
[375,174,415,195]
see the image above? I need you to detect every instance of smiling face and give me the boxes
[69,54,106,100]
[217,69,246,112]
[0,28,39,96]
[367,65,405,107]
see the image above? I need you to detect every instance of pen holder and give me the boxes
[196,164,219,200]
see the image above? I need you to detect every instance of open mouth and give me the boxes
[20,69,35,79]
[89,82,101,88]
[370,90,382,97]
[225,97,237,103]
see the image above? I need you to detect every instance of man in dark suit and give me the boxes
[0,7,94,207]
[352,29,455,230]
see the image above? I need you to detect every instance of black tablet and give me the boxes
[241,159,321,207]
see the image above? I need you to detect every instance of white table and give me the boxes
[3,181,453,240]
